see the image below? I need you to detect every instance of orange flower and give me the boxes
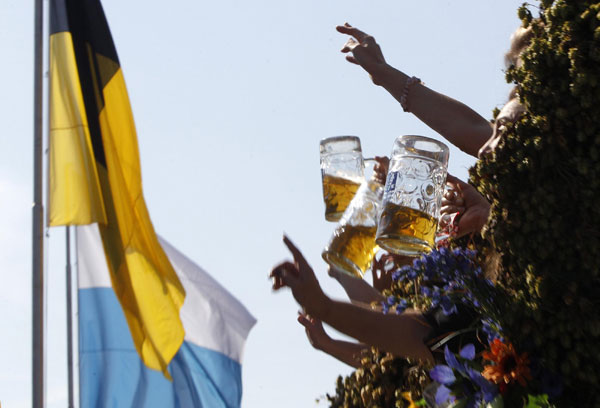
[482,339,532,387]
[401,392,418,408]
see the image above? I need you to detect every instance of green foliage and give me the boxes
[326,348,431,408]
[526,394,552,408]
[471,0,600,405]
[326,1,600,406]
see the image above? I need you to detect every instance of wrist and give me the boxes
[369,63,397,87]
[314,335,333,352]
[307,293,333,321]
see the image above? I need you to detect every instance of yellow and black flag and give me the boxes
[48,0,185,377]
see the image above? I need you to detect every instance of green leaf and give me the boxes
[486,395,504,408]
[525,394,550,408]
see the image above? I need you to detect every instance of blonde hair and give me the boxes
[505,25,535,68]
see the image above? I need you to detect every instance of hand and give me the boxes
[371,253,413,292]
[270,235,329,316]
[440,174,491,238]
[298,312,330,351]
[336,23,388,85]
[373,156,390,185]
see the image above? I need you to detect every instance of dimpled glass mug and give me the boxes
[376,135,449,256]
[322,161,384,277]
[320,136,366,222]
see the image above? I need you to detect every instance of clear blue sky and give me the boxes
[1,0,524,406]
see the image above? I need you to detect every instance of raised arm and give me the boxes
[328,265,385,305]
[271,235,433,363]
[336,23,492,157]
[298,312,366,368]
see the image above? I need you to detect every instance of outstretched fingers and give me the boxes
[341,38,358,53]
[336,22,369,42]
[345,55,359,65]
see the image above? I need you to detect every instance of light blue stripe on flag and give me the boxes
[79,287,242,408]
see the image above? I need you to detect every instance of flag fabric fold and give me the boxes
[77,224,257,407]
[48,0,186,375]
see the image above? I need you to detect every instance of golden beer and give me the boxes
[322,174,362,222]
[376,203,438,256]
[322,224,379,277]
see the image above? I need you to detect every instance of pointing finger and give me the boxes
[283,235,309,267]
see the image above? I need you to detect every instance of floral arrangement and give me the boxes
[385,247,559,407]
[326,246,561,407]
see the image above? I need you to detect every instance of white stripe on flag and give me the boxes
[76,224,256,362]
[159,236,256,363]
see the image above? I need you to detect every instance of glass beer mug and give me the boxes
[322,166,384,278]
[376,135,449,256]
[320,136,366,222]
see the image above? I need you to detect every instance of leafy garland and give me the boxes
[472,0,600,405]
[325,1,600,406]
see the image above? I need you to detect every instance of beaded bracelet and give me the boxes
[400,76,422,112]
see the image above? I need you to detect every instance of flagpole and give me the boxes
[32,0,45,405]
[66,226,74,408]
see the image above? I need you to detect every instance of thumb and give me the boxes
[297,314,309,326]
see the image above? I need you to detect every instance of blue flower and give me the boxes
[394,299,408,314]
[435,384,453,405]
[459,344,476,360]
[430,286,442,307]
[440,295,458,315]
[481,319,503,343]
[430,249,442,262]
[430,365,456,385]
[466,367,497,403]
[444,346,465,375]
[423,256,438,279]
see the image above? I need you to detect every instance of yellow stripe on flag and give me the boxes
[48,32,106,226]
[97,69,185,376]
[48,0,185,378]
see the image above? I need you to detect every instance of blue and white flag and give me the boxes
[76,224,256,407]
